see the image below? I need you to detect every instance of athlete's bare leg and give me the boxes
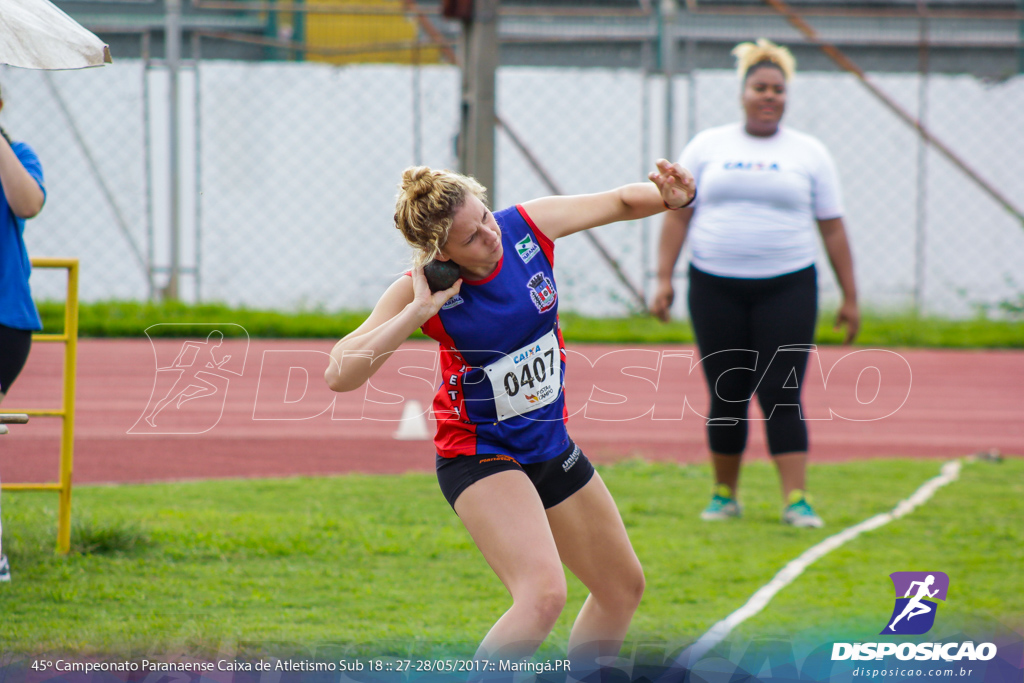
[547,473,645,668]
[455,470,567,663]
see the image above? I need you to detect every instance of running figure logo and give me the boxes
[882,572,949,635]
[129,324,249,435]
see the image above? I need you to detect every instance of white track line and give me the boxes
[666,458,964,674]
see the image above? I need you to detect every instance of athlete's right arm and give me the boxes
[324,268,461,393]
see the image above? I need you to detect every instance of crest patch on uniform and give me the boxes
[527,272,557,313]
[516,235,541,263]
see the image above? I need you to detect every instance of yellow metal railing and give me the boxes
[1,257,79,554]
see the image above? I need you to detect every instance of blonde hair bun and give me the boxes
[732,38,796,81]
[400,166,439,201]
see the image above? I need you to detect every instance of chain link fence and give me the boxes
[7,3,1024,319]
[2,63,151,302]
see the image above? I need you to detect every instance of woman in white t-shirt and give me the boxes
[651,39,859,528]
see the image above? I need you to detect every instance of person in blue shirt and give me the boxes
[0,84,47,584]
[325,160,694,674]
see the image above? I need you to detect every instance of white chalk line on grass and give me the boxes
[668,458,965,673]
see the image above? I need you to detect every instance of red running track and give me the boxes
[1,338,1021,484]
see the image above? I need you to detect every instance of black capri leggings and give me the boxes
[687,264,818,456]
[0,324,33,396]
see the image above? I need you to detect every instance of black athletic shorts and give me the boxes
[436,440,595,511]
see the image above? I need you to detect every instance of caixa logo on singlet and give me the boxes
[527,272,557,313]
[441,295,464,310]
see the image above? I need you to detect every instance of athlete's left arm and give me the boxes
[818,217,860,344]
[521,159,695,241]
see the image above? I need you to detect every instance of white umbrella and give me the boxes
[1,0,111,70]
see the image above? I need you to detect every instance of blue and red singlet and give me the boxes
[420,205,570,464]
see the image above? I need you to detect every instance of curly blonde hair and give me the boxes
[732,38,796,82]
[394,166,488,266]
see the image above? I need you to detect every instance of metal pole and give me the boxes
[165,0,183,300]
[413,34,422,166]
[660,0,678,160]
[143,42,156,300]
[294,0,305,61]
[265,0,280,60]
[641,38,653,303]
[914,2,930,314]
[194,36,204,301]
[1015,0,1024,74]
[685,38,697,143]
[1019,0,1024,74]
[458,0,499,195]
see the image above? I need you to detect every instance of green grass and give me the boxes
[1,457,1020,658]
[36,300,1024,348]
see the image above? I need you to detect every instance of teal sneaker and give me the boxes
[700,484,741,521]
[0,554,9,583]
[782,490,824,528]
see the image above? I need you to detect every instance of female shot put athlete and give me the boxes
[325,160,694,671]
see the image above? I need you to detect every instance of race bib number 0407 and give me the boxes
[484,328,561,421]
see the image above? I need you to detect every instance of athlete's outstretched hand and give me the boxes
[648,159,696,210]
[409,264,462,324]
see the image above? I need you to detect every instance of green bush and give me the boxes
[37,300,1024,348]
